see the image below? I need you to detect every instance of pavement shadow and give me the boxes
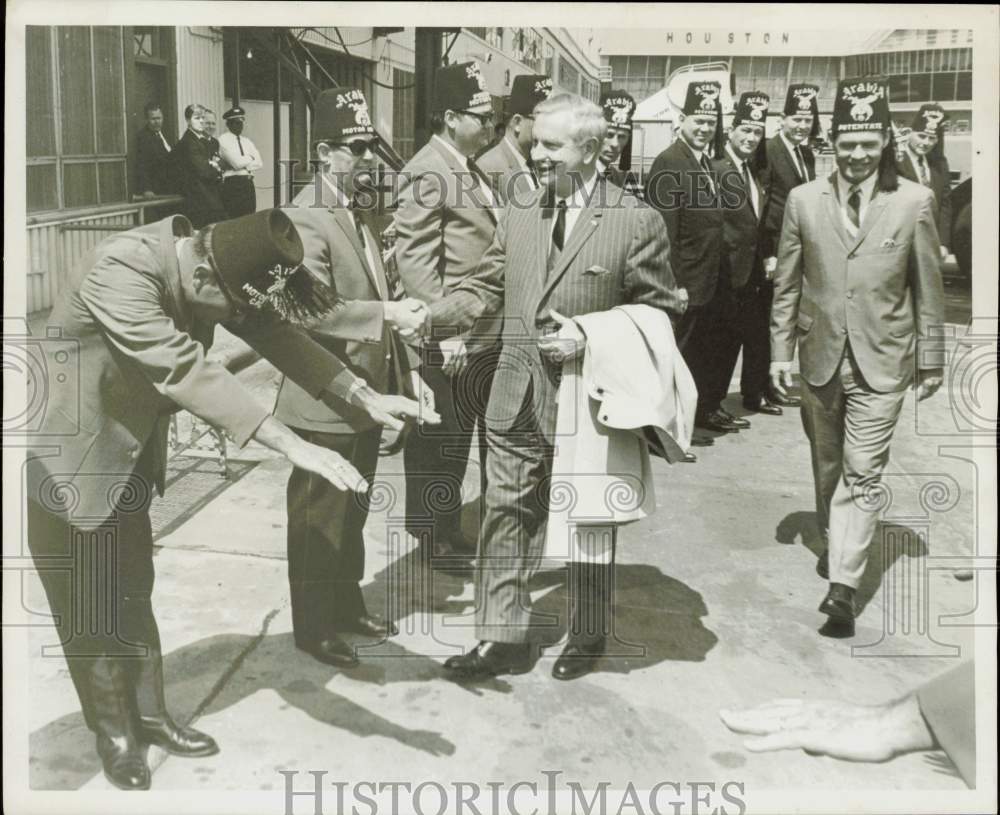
[528,563,718,674]
[29,626,465,791]
[855,522,929,614]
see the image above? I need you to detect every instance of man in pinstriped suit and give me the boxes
[431,93,684,680]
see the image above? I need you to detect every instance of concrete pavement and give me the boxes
[25,321,983,801]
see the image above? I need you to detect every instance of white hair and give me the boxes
[533,93,607,146]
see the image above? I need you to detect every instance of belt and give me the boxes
[223,171,253,179]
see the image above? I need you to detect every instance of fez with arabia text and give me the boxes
[211,209,337,323]
[783,83,821,139]
[911,102,949,158]
[434,61,492,112]
[681,78,725,156]
[733,91,770,168]
[312,88,376,143]
[601,90,637,132]
[508,74,553,117]
[831,76,892,137]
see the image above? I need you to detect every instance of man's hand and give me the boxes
[916,367,944,401]
[719,694,935,764]
[142,190,156,200]
[677,286,690,310]
[251,416,367,492]
[386,298,431,342]
[354,386,441,431]
[940,246,950,261]
[764,256,778,281]
[769,361,794,396]
[440,336,468,377]
[537,309,586,365]
[410,370,436,415]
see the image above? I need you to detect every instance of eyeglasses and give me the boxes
[333,138,380,157]
[459,110,495,125]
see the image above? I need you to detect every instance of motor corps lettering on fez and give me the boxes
[841,81,884,128]
[466,62,492,108]
[337,89,373,136]
[794,86,817,114]
[695,83,720,113]
[746,96,769,122]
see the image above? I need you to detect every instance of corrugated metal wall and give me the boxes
[174,26,226,124]
[27,211,137,313]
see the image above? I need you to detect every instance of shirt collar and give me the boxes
[779,130,802,156]
[678,135,704,163]
[905,144,927,166]
[725,144,747,170]
[837,168,878,201]
[432,133,472,167]
[504,134,529,172]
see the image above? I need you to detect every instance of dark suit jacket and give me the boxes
[25,215,360,528]
[714,151,769,289]
[277,181,410,434]
[135,127,175,195]
[644,138,723,307]
[771,174,945,391]
[173,129,225,228]
[762,136,816,258]
[896,150,952,248]
[432,178,685,435]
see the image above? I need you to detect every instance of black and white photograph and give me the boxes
[3,3,997,814]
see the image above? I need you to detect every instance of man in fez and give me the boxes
[897,103,953,260]
[598,89,636,188]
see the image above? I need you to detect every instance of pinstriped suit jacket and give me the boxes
[432,177,685,434]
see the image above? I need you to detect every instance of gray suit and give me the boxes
[475,136,538,207]
[771,172,945,587]
[436,178,683,641]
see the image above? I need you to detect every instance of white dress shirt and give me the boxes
[779,131,809,181]
[157,130,171,153]
[549,170,599,256]
[725,144,760,217]
[905,144,932,185]
[836,170,879,240]
[218,131,263,178]
[678,136,716,193]
[322,174,380,295]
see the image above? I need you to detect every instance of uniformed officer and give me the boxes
[476,73,552,205]
[219,105,263,218]
[25,209,427,790]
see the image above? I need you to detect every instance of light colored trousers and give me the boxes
[800,345,907,588]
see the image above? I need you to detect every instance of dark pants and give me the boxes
[715,280,773,404]
[677,279,739,416]
[404,344,499,545]
[286,426,382,646]
[222,176,256,219]
[26,443,169,741]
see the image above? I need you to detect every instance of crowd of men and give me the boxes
[134,101,263,224]
[28,61,956,790]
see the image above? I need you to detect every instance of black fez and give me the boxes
[831,76,892,137]
[210,209,336,323]
[508,74,553,117]
[433,61,492,112]
[681,79,725,157]
[910,102,949,160]
[312,88,376,144]
[783,83,821,140]
[601,90,637,131]
[732,91,770,128]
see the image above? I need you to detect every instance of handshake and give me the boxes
[385,297,433,342]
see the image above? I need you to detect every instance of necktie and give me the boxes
[350,207,367,250]
[159,132,171,153]
[795,146,808,182]
[847,186,861,230]
[551,200,567,253]
[917,155,931,187]
[741,161,758,218]
[237,134,245,156]
[699,155,716,194]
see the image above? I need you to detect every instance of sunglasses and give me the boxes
[333,138,380,157]
[459,109,495,125]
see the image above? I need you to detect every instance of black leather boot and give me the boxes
[88,658,150,790]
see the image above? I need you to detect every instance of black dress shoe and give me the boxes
[552,638,605,681]
[743,396,783,416]
[443,641,532,679]
[139,716,219,757]
[695,410,741,433]
[96,734,151,790]
[690,435,715,447]
[818,583,856,620]
[298,636,360,668]
[682,452,698,463]
[718,409,751,429]
[343,614,399,638]
[767,390,801,408]
[816,549,830,580]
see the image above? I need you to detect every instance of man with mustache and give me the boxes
[280,88,439,668]
[770,77,945,628]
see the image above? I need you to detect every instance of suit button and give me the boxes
[596,387,604,394]
[841,327,848,335]
[846,291,853,299]
[385,353,391,361]
[129,447,140,460]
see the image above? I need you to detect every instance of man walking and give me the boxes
[770,77,945,625]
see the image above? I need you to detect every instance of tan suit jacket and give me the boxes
[475,136,537,207]
[771,173,945,392]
